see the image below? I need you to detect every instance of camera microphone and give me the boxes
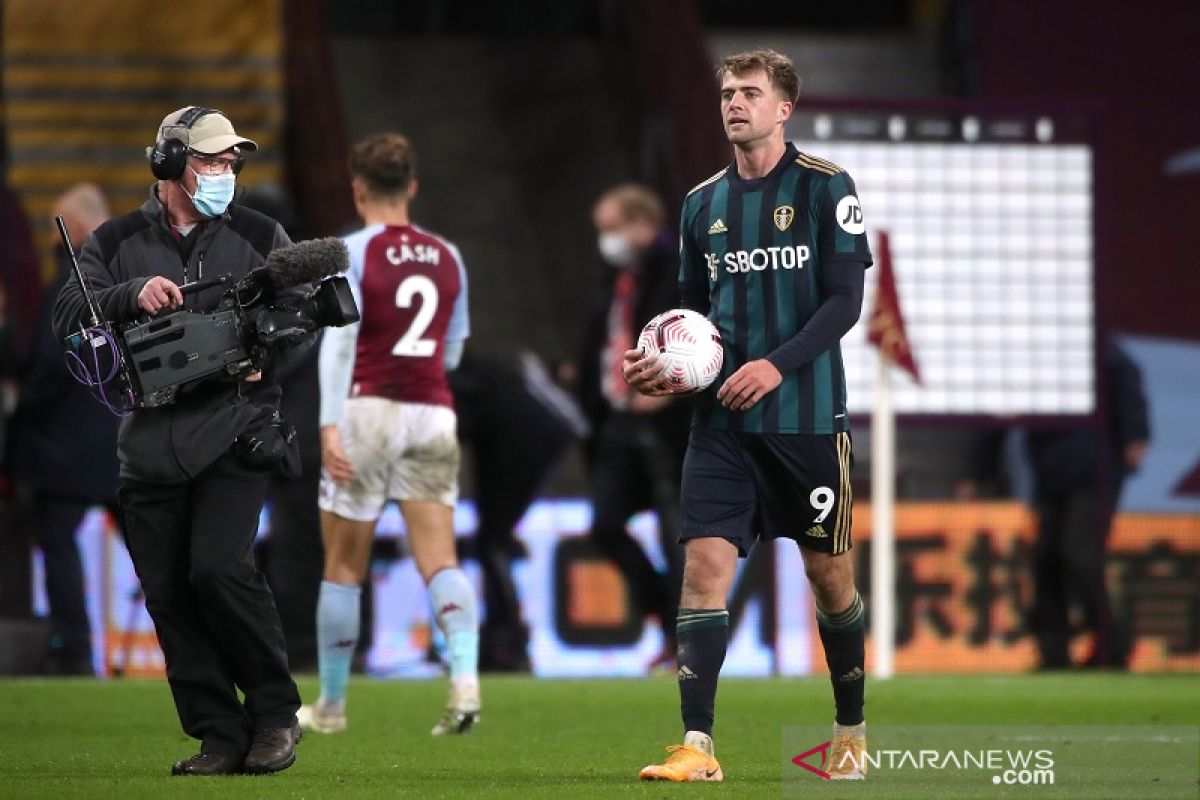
[263,237,350,289]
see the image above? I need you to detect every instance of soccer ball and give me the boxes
[636,308,724,394]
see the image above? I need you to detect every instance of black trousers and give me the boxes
[1030,484,1122,667]
[32,493,120,668]
[589,413,684,637]
[119,451,300,755]
[263,467,323,672]
[473,418,573,649]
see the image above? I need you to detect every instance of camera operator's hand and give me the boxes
[243,372,262,383]
[137,276,183,315]
[320,425,356,485]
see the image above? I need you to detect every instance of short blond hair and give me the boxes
[717,48,801,103]
[598,183,665,229]
[53,183,109,221]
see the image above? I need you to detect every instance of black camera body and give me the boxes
[122,306,250,406]
[118,273,358,407]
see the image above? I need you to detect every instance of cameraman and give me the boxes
[52,107,304,776]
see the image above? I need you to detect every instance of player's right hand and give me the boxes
[622,348,673,396]
[320,425,356,485]
[137,276,183,315]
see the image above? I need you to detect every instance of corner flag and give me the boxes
[867,230,921,383]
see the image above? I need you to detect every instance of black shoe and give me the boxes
[243,721,301,775]
[42,651,95,677]
[170,751,244,776]
[479,624,531,673]
[478,648,531,673]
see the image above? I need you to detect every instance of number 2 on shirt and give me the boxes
[392,275,438,357]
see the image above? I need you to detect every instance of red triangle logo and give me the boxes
[792,740,832,780]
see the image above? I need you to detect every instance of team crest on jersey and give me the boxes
[773,205,794,232]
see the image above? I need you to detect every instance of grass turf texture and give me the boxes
[0,674,1195,799]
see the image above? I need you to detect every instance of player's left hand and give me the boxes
[717,359,782,411]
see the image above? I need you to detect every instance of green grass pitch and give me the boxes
[0,673,1195,798]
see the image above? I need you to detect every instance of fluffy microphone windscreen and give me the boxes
[264,237,350,288]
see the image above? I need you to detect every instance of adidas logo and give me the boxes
[677,665,698,681]
[838,666,865,683]
[806,524,828,538]
[707,219,728,235]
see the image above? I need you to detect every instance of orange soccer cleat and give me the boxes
[827,723,867,780]
[639,733,723,782]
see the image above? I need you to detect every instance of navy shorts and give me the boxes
[680,427,854,556]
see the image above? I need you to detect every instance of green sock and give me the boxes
[676,608,729,736]
[816,593,865,726]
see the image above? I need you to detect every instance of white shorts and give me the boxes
[318,397,460,521]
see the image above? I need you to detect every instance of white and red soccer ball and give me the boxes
[636,308,724,394]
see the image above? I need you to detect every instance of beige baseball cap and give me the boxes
[154,106,258,154]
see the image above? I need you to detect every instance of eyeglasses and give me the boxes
[188,152,245,175]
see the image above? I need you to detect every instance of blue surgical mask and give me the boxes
[185,167,236,218]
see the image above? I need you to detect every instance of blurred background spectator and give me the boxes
[961,337,1151,669]
[0,152,42,629]
[0,158,41,460]
[4,183,118,675]
[451,350,587,671]
[575,184,688,669]
[239,184,330,673]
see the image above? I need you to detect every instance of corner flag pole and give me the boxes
[870,350,896,679]
[866,229,913,681]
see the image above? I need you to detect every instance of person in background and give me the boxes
[239,184,330,674]
[961,337,1150,669]
[6,184,117,675]
[577,184,688,672]
[302,132,480,736]
[0,162,43,461]
[451,349,587,672]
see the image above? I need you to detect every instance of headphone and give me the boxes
[148,106,218,181]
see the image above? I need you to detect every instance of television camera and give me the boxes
[60,216,360,410]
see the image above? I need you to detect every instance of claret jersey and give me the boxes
[342,223,469,408]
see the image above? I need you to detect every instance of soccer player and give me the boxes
[298,133,480,736]
[626,49,873,782]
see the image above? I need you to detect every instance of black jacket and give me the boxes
[576,232,690,461]
[1026,339,1150,497]
[52,188,306,484]
[968,339,1151,499]
[6,258,121,500]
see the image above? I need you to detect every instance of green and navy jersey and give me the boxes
[679,143,873,434]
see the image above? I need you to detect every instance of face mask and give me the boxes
[598,232,636,267]
[185,167,236,218]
